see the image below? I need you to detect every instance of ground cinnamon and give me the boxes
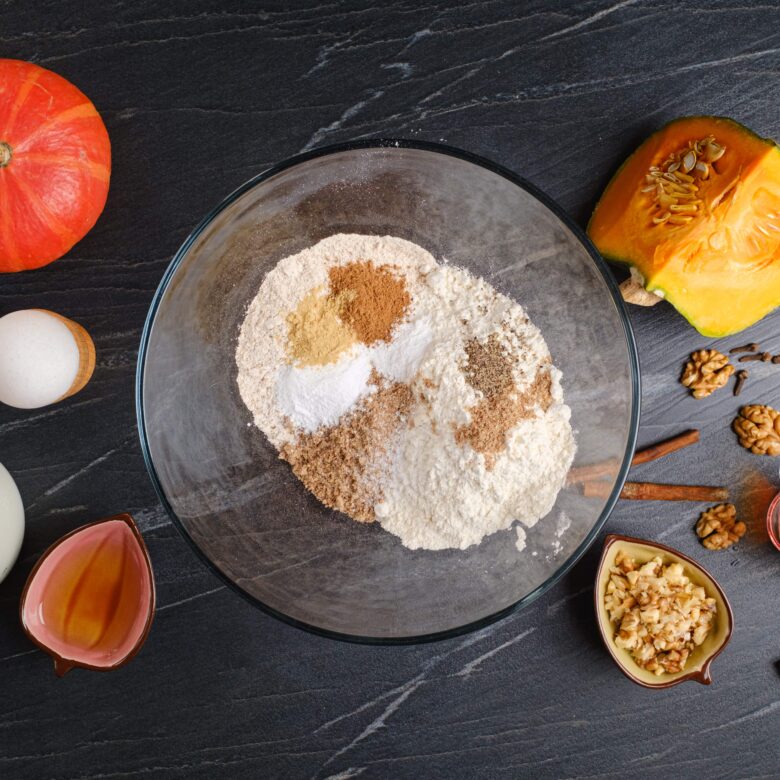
[329,261,410,345]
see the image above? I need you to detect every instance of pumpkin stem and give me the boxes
[0,142,12,168]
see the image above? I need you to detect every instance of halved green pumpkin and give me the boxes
[588,116,780,337]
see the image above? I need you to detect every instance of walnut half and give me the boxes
[696,503,746,550]
[681,349,734,399]
[733,404,780,456]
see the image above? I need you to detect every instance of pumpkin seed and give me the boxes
[645,135,724,223]
[681,151,697,172]
[703,143,725,162]
[666,184,693,196]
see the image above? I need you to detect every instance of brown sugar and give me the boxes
[280,381,413,521]
[455,334,553,468]
[329,261,410,345]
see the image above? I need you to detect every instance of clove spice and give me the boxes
[730,343,759,354]
[738,352,772,363]
[734,370,748,396]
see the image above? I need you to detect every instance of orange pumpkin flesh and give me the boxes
[0,59,111,272]
[588,116,780,337]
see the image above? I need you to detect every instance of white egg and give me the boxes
[0,462,24,583]
[0,310,81,409]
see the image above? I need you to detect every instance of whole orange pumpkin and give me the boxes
[0,59,111,272]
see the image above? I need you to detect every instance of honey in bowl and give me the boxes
[21,514,154,676]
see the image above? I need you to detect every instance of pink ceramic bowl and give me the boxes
[20,514,155,676]
[766,492,780,551]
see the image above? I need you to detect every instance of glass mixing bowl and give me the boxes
[137,141,639,642]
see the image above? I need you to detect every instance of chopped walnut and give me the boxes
[604,550,717,677]
[680,349,734,398]
[696,503,746,550]
[733,404,780,456]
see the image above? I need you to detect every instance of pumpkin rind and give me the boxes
[0,59,111,272]
[588,116,780,337]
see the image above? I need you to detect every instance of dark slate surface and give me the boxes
[1,2,779,777]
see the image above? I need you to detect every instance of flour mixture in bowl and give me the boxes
[235,234,575,550]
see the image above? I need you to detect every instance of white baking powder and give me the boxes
[275,348,374,433]
[371,316,432,383]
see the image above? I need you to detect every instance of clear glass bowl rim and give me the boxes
[135,138,641,644]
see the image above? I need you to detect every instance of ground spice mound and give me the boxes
[455,335,553,468]
[463,334,515,398]
[286,287,357,366]
[329,261,410,345]
[280,381,413,521]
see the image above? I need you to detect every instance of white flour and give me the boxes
[515,525,527,553]
[236,234,576,551]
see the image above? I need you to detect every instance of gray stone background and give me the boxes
[1,2,778,777]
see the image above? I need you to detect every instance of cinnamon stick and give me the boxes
[566,458,621,483]
[631,429,700,467]
[582,481,728,502]
[567,429,700,483]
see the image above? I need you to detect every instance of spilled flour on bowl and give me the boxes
[236,234,575,550]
